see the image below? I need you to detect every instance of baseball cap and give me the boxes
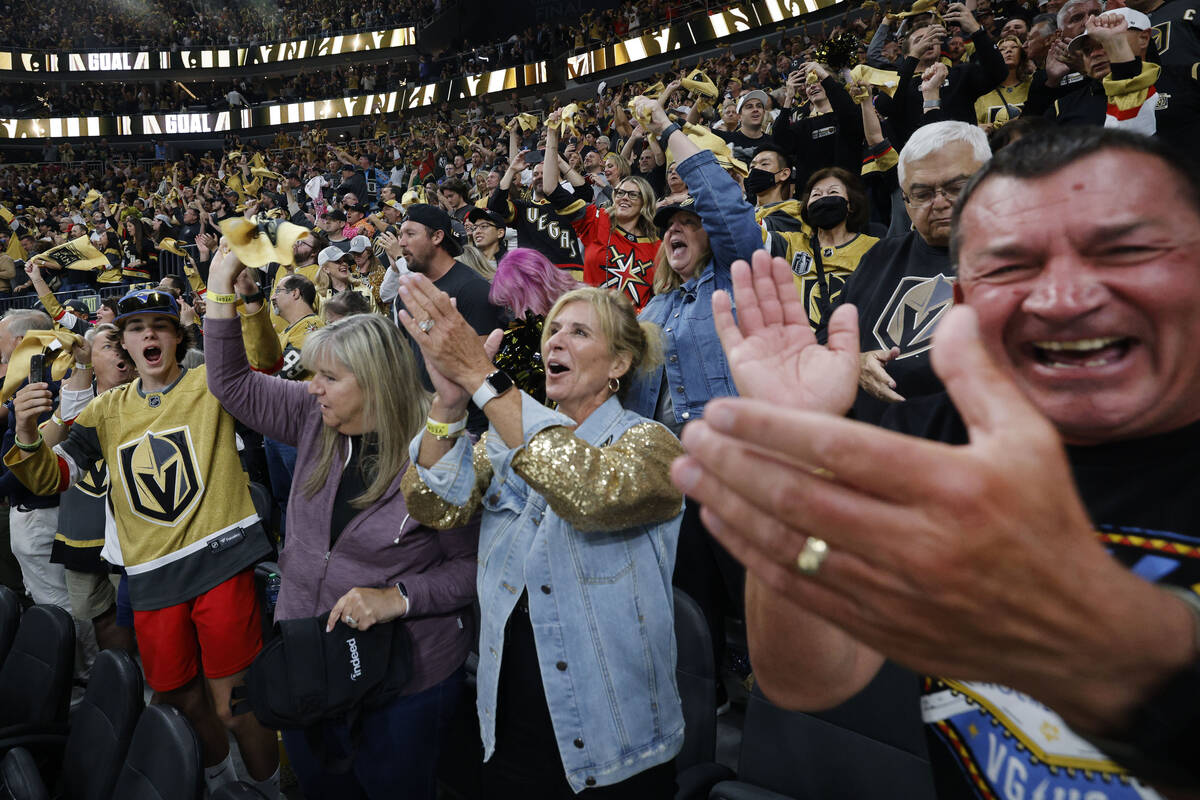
[1069,8,1152,50]
[465,207,506,229]
[737,89,769,113]
[403,204,464,256]
[325,209,347,222]
[115,289,180,323]
[348,234,372,254]
[317,245,352,266]
[653,197,699,232]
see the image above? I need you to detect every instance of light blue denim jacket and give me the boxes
[627,148,766,424]
[405,393,685,792]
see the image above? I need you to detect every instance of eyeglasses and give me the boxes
[470,222,498,232]
[612,188,641,201]
[902,177,971,207]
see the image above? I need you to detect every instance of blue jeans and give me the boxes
[263,437,296,533]
[282,667,464,800]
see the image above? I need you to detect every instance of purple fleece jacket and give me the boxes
[205,316,478,694]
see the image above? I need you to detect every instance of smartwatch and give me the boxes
[471,369,515,410]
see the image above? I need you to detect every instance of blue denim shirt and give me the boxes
[627,149,766,424]
[408,393,685,792]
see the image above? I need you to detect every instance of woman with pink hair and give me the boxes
[488,248,580,404]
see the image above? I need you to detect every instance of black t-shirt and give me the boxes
[329,434,377,548]
[823,230,953,425]
[399,261,507,435]
[882,396,1200,799]
[715,128,776,168]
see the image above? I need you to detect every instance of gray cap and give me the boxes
[317,245,351,266]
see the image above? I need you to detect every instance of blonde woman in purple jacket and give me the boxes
[204,243,478,800]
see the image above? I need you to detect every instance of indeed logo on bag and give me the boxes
[347,637,363,681]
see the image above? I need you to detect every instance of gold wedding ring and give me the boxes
[795,537,830,576]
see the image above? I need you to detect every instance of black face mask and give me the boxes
[743,167,777,196]
[806,195,849,229]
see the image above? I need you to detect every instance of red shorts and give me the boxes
[132,570,262,692]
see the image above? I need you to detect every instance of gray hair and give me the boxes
[1031,13,1058,31]
[85,322,119,343]
[1057,0,1094,29]
[898,121,991,186]
[1,309,53,338]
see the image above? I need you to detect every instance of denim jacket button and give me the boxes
[585,777,596,786]
[556,660,568,671]
[681,411,690,420]
[669,354,677,362]
[574,738,584,748]
[541,585,552,594]
[489,493,500,503]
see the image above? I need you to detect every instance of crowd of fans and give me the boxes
[0,62,424,119]
[0,0,433,50]
[1,0,1200,797]
[0,0,722,120]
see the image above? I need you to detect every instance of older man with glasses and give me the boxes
[820,120,990,425]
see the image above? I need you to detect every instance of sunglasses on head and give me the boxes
[116,290,177,318]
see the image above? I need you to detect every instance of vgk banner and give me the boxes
[34,236,110,272]
[0,27,416,75]
[566,0,846,79]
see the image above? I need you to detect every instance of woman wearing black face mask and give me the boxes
[795,167,879,328]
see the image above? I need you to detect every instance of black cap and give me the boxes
[465,207,506,229]
[325,208,347,222]
[403,203,463,256]
[653,197,698,232]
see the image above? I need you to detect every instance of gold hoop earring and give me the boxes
[608,377,620,393]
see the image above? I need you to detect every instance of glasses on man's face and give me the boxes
[902,177,971,207]
[471,222,498,232]
[612,188,641,201]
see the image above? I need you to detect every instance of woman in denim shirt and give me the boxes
[397,276,685,797]
[624,95,767,697]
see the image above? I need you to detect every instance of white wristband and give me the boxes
[58,385,96,422]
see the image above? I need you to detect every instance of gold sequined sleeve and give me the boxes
[400,436,493,530]
[512,422,684,533]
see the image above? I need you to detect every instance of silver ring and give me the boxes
[795,537,829,576]
[343,615,357,626]
[418,318,435,333]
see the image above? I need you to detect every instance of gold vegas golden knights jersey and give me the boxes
[5,367,270,610]
[782,230,879,329]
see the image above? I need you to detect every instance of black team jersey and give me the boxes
[1150,0,1200,67]
[487,186,584,275]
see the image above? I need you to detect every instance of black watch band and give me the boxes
[658,123,681,153]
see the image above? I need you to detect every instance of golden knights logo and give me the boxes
[792,252,850,325]
[873,274,955,358]
[117,428,203,525]
[75,460,109,499]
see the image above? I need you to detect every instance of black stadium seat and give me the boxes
[0,648,144,800]
[0,587,21,670]
[672,588,734,799]
[710,663,936,800]
[0,605,74,738]
[109,705,203,800]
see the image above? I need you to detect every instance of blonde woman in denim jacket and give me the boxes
[397,274,686,798]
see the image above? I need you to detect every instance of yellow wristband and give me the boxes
[426,415,467,439]
[206,292,238,304]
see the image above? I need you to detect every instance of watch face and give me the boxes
[487,370,514,395]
